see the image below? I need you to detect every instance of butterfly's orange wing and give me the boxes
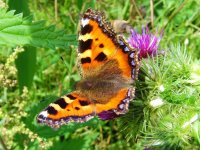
[96,87,134,120]
[37,92,95,128]
[78,9,139,80]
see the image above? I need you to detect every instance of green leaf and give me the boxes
[0,8,77,49]
[49,132,98,150]
[77,0,83,10]
[8,0,37,92]
[8,0,30,17]
[13,133,28,149]
[13,133,40,150]
[84,0,96,10]
[15,46,36,91]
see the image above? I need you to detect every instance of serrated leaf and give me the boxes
[0,8,77,49]
[7,0,37,92]
[7,10,16,16]
[8,0,30,17]
[23,15,33,24]
[47,25,56,32]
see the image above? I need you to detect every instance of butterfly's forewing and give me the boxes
[78,9,139,80]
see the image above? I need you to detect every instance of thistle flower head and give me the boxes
[128,26,162,59]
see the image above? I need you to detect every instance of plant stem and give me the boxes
[150,0,154,28]
[0,136,7,150]
[161,0,187,31]
[54,0,58,21]
[130,0,143,19]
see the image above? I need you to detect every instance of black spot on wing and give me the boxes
[66,94,76,100]
[75,107,80,110]
[95,52,107,62]
[79,100,90,106]
[99,44,104,48]
[46,106,58,115]
[81,57,91,64]
[81,24,93,35]
[79,39,93,53]
[54,98,67,109]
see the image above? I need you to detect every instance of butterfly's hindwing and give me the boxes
[37,91,95,128]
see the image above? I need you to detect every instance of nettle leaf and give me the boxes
[0,8,77,49]
[15,46,36,92]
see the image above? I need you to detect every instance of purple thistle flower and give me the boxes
[128,26,162,60]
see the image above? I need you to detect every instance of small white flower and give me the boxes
[187,63,200,84]
[159,85,165,92]
[184,38,189,46]
[150,97,164,108]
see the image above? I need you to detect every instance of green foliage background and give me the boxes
[0,0,199,149]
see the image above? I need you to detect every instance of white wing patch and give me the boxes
[81,18,89,27]
[39,110,48,117]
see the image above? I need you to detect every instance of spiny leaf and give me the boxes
[0,8,77,49]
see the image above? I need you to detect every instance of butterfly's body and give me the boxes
[37,9,139,128]
[76,59,132,104]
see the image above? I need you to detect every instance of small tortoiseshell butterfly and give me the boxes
[37,8,139,128]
